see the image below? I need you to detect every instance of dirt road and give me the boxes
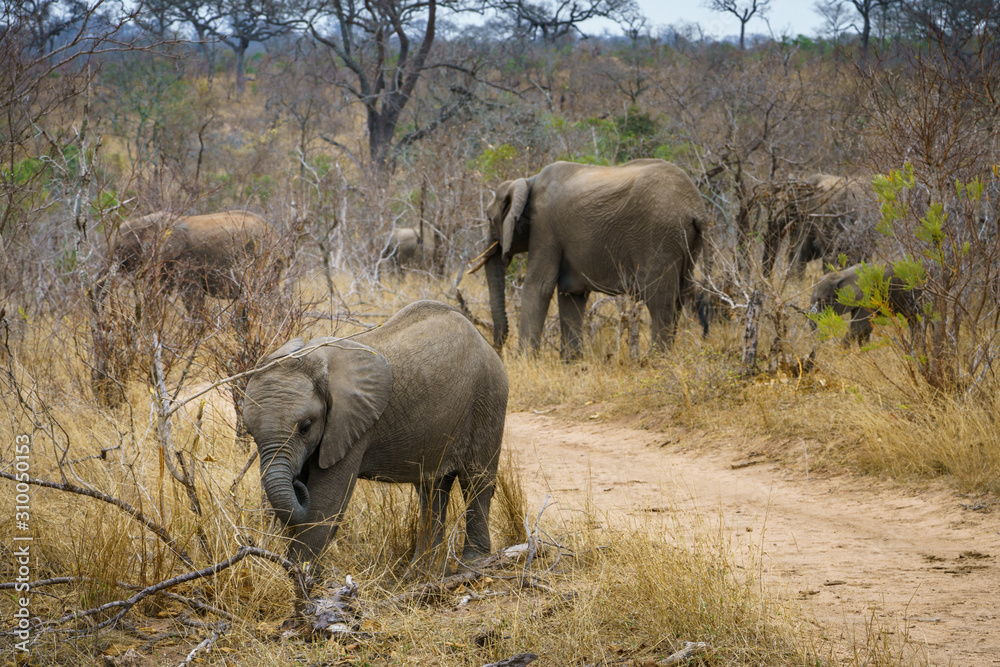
[505,412,1000,666]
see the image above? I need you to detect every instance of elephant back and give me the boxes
[358,300,505,401]
[115,211,192,271]
[183,211,273,269]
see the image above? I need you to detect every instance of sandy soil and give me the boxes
[504,412,1000,666]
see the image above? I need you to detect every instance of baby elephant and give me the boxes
[243,300,507,571]
[809,263,921,346]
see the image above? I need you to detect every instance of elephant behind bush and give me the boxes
[102,209,276,310]
[809,263,922,346]
[381,225,436,269]
[764,173,873,278]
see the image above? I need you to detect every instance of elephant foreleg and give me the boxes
[518,256,559,352]
[179,281,206,315]
[844,308,873,347]
[412,473,456,573]
[557,291,589,361]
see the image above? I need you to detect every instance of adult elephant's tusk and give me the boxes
[466,241,498,274]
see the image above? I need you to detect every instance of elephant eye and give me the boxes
[298,419,312,434]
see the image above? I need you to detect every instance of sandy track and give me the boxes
[504,412,1000,666]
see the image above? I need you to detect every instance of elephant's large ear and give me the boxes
[317,338,393,470]
[501,178,530,259]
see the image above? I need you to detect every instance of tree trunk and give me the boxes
[367,108,398,175]
[235,43,247,96]
[741,289,763,376]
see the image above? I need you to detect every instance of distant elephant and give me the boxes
[809,263,921,346]
[99,209,275,309]
[764,174,871,278]
[243,300,508,569]
[381,225,436,268]
[476,159,707,359]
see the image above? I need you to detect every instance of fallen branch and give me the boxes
[178,621,228,666]
[0,576,86,590]
[1,546,298,637]
[0,472,193,567]
[141,589,236,622]
[295,576,360,638]
[377,570,482,611]
[659,641,711,665]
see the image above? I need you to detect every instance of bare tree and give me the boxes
[7,0,91,54]
[845,0,884,51]
[704,0,771,49]
[209,0,288,94]
[488,0,640,41]
[300,0,480,175]
[141,0,287,92]
[141,0,222,81]
[814,0,851,43]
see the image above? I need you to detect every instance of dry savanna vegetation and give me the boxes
[2,0,1000,665]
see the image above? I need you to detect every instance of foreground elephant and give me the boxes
[244,300,508,568]
[477,159,707,358]
[809,263,921,346]
[102,209,274,309]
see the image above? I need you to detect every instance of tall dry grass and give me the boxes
[0,269,949,665]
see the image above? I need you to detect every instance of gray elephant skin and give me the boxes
[810,263,921,346]
[765,173,870,278]
[102,210,274,308]
[243,300,508,569]
[480,159,707,358]
[382,226,436,268]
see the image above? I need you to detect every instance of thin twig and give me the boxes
[229,450,259,496]
[0,471,193,567]
[177,620,228,666]
[3,546,298,636]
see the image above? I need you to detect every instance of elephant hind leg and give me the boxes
[557,290,589,361]
[647,275,681,352]
[457,468,495,564]
[412,473,456,572]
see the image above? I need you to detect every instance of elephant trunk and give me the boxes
[259,444,310,526]
[485,250,509,349]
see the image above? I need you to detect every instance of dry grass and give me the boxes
[0,269,975,665]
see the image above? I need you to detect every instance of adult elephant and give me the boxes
[764,173,871,278]
[475,159,707,359]
[381,225,436,268]
[243,300,507,570]
[99,209,275,310]
[809,263,922,346]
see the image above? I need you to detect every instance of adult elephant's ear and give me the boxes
[317,338,393,470]
[501,178,529,260]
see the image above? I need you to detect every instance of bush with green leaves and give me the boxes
[819,163,1000,394]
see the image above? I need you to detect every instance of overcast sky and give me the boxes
[582,0,825,39]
